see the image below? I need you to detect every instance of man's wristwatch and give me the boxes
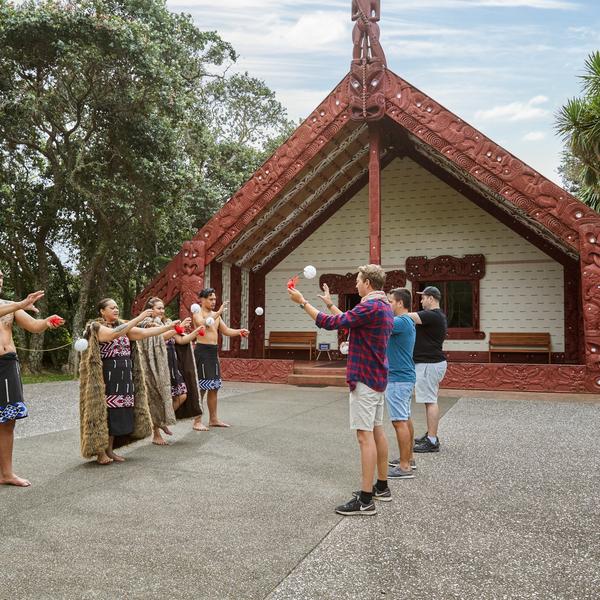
[326,303,333,309]
[299,301,307,309]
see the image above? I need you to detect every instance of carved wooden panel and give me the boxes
[406,254,485,282]
[248,271,266,358]
[443,363,587,393]
[320,269,407,294]
[132,239,205,319]
[579,224,600,392]
[220,358,294,384]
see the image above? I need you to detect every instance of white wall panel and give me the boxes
[265,157,565,353]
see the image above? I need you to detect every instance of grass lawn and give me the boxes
[22,372,77,385]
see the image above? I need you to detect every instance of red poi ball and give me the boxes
[174,324,185,335]
[49,316,64,327]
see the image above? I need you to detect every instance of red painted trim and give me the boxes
[369,122,382,264]
[248,271,266,358]
[220,358,294,384]
[229,265,242,357]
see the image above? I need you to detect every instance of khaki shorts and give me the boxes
[415,361,447,404]
[349,382,385,431]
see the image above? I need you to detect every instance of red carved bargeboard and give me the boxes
[384,70,599,250]
[320,269,406,294]
[220,358,295,385]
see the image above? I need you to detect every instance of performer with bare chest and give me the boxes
[191,288,249,430]
[0,271,63,487]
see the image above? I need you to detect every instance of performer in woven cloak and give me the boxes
[79,298,181,465]
[0,279,63,487]
[191,288,249,430]
[139,297,205,446]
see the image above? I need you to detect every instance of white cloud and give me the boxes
[475,95,551,122]
[523,131,546,141]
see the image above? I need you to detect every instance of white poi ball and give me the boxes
[205,316,215,327]
[303,265,317,280]
[339,341,349,355]
[255,307,264,316]
[74,338,89,353]
[190,303,201,314]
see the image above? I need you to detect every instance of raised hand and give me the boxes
[215,301,229,317]
[318,283,332,306]
[181,317,192,329]
[20,290,45,313]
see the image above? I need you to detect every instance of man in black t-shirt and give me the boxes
[408,286,447,453]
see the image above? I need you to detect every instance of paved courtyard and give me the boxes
[2,381,599,599]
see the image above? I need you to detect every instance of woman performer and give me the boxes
[79,298,180,465]
[140,297,205,446]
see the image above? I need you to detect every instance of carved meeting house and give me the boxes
[133,1,600,394]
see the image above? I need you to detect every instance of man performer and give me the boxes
[191,288,248,430]
[385,288,417,479]
[289,265,393,516]
[408,286,448,453]
[0,272,63,487]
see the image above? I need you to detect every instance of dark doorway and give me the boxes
[344,293,361,311]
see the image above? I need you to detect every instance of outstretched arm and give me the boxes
[218,318,248,338]
[128,320,180,341]
[96,309,155,342]
[0,291,45,318]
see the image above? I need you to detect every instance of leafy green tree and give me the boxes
[556,51,600,212]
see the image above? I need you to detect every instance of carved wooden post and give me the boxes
[579,224,600,392]
[369,122,382,264]
[249,271,266,358]
[229,265,242,357]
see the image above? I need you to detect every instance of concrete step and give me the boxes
[287,373,347,387]
[293,365,346,376]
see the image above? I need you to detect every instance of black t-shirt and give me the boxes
[413,309,447,363]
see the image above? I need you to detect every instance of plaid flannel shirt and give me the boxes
[316,299,394,392]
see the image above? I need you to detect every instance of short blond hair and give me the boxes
[357,264,386,290]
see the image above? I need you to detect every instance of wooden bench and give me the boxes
[264,331,317,360]
[488,332,551,364]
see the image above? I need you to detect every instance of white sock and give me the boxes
[427,435,438,444]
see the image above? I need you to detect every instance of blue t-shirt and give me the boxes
[386,314,416,383]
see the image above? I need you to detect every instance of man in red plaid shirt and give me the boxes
[288,264,393,516]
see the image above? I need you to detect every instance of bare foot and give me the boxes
[209,421,230,428]
[192,421,209,432]
[96,452,113,466]
[152,432,169,446]
[107,452,126,463]
[0,474,31,487]
[161,426,173,436]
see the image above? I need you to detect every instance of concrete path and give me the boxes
[2,382,598,599]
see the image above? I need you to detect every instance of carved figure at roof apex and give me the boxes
[351,0,385,64]
[349,0,386,120]
[352,0,380,22]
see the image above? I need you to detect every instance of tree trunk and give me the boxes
[27,234,50,373]
[68,243,108,375]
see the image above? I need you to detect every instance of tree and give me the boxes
[0,0,293,372]
[556,51,600,212]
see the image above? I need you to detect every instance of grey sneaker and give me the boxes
[388,458,417,471]
[388,466,415,479]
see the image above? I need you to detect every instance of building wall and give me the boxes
[265,157,564,353]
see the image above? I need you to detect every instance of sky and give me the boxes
[166,0,600,185]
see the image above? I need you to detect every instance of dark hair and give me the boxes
[97,298,116,314]
[389,288,412,310]
[144,296,164,310]
[198,288,216,299]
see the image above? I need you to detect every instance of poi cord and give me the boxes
[13,342,73,352]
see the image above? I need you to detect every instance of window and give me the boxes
[407,255,485,340]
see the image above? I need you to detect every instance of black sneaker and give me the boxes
[335,496,377,516]
[413,437,440,453]
[353,486,392,502]
[414,432,429,443]
[389,458,417,470]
